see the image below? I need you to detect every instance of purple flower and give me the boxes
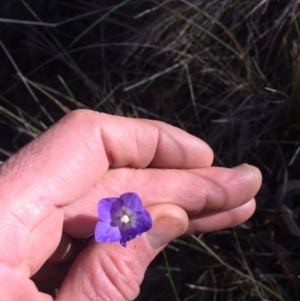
[95,192,153,247]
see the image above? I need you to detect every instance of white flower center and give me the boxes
[120,214,130,224]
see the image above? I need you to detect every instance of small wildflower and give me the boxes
[95,192,152,247]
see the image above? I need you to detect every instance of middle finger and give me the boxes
[63,165,261,238]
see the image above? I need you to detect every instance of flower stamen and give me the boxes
[121,214,130,224]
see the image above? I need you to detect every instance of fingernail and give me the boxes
[146,218,185,250]
[47,233,84,263]
[233,163,257,172]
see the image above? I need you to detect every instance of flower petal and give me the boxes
[133,210,153,234]
[98,198,119,221]
[110,198,124,218]
[95,221,121,243]
[121,192,144,212]
[119,209,153,246]
[120,228,139,247]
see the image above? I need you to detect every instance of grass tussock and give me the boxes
[0,0,300,300]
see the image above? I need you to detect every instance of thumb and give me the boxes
[56,204,188,301]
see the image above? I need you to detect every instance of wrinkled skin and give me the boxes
[0,110,262,301]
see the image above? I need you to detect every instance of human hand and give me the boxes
[0,110,262,300]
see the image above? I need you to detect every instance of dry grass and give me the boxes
[1,0,300,299]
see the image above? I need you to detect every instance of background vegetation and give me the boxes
[1,0,300,300]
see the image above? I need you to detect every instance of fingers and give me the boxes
[0,110,213,277]
[0,264,52,301]
[186,198,256,234]
[56,204,189,301]
[63,164,262,238]
[30,233,86,293]
[98,115,214,168]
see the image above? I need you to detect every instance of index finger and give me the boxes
[0,109,213,277]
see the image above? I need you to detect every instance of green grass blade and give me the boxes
[163,250,180,301]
